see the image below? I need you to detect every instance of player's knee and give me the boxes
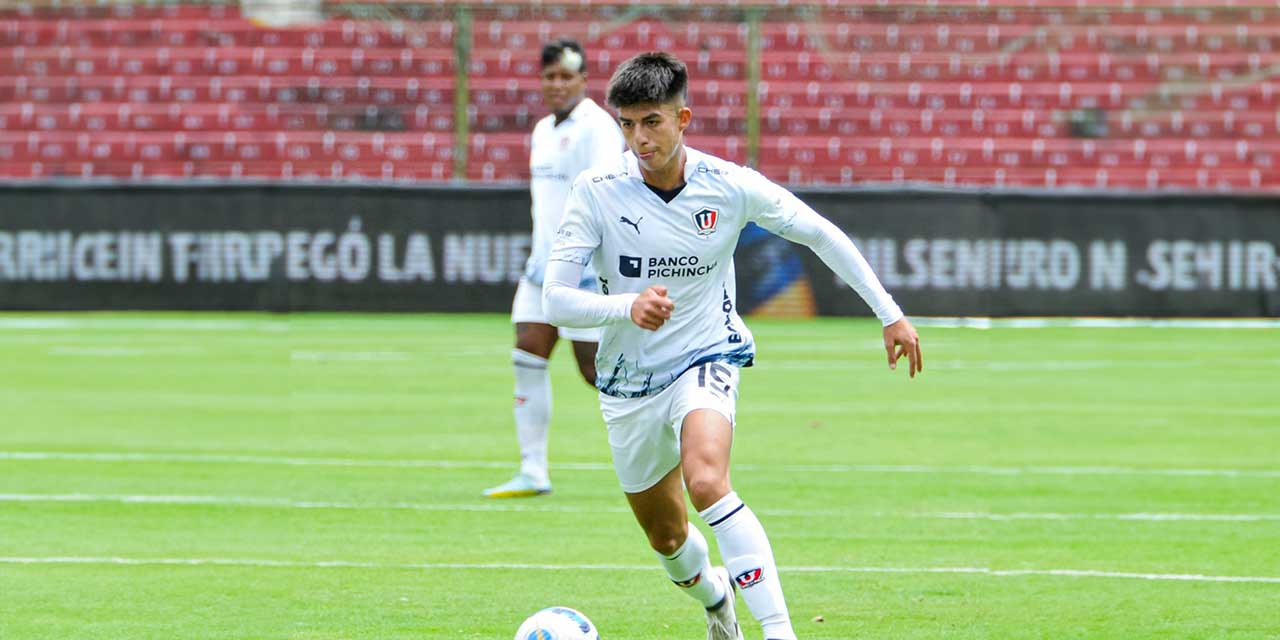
[685,474,730,511]
[577,364,597,386]
[514,324,556,358]
[645,527,685,556]
[515,338,551,359]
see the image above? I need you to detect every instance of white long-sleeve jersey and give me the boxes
[525,97,625,284]
[544,146,903,398]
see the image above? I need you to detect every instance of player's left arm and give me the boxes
[745,177,922,377]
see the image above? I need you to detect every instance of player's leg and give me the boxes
[602,390,737,639]
[569,339,598,388]
[679,365,797,640]
[515,322,558,360]
[512,320,558,481]
[624,466,739,640]
[486,280,558,498]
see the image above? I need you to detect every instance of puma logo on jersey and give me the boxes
[619,215,643,234]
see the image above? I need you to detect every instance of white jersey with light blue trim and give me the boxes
[549,146,799,398]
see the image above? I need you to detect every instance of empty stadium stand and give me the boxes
[1,0,1276,190]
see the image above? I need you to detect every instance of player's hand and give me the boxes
[630,285,674,331]
[883,317,923,378]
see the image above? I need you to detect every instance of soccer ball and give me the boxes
[513,606,601,640]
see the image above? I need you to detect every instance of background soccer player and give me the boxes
[484,40,625,499]
[542,52,922,639]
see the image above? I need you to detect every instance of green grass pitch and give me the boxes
[1,312,1277,639]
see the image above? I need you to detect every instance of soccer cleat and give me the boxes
[482,473,551,498]
[705,566,744,640]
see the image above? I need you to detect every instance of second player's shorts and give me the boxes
[511,277,602,343]
[599,362,740,493]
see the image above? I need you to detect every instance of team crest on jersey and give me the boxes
[692,208,719,235]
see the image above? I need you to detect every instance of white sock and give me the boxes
[512,348,551,485]
[657,525,726,609]
[700,491,796,640]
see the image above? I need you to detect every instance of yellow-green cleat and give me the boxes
[483,473,552,498]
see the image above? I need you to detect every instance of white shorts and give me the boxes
[599,362,740,494]
[511,278,601,343]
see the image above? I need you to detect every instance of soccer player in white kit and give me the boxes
[484,40,626,498]
[542,53,923,639]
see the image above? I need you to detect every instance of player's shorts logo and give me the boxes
[692,208,719,235]
[619,255,642,277]
[734,567,765,589]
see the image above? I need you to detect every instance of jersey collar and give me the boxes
[624,144,705,186]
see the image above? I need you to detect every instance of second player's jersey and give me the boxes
[527,97,624,279]
[550,146,807,398]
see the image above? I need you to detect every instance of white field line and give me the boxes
[3,451,1278,478]
[762,360,1188,371]
[0,318,288,331]
[289,351,411,362]
[48,346,206,357]
[3,317,1278,332]
[911,317,1280,330]
[1,556,1277,584]
[748,400,1280,418]
[4,493,1280,523]
[0,493,625,514]
[915,510,1280,522]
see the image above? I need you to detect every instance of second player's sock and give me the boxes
[512,348,551,485]
[657,524,726,609]
[700,491,797,640]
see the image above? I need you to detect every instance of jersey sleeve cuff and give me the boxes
[610,293,640,324]
[877,305,905,327]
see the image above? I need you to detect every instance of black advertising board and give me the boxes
[784,191,1280,318]
[0,184,530,311]
[1,184,1276,316]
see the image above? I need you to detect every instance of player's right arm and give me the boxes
[628,285,674,330]
[542,178,673,330]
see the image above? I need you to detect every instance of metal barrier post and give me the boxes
[453,3,472,182]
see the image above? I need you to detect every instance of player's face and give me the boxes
[616,102,692,175]
[540,62,587,115]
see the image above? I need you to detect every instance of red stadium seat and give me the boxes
[0,3,1276,190]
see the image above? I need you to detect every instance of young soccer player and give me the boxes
[542,52,922,639]
[484,40,626,499]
